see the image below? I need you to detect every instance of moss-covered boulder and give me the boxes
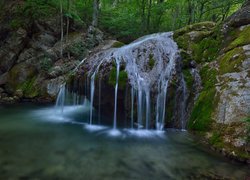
[174,4,250,162]
[6,63,40,98]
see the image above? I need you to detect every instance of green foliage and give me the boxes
[40,57,53,72]
[183,69,193,90]
[218,47,246,74]
[4,0,244,39]
[68,42,87,59]
[188,65,217,131]
[209,132,223,147]
[192,36,220,63]
[10,0,58,29]
[19,77,39,98]
[243,116,250,143]
[100,3,142,41]
[227,26,250,50]
[108,66,128,89]
[188,89,216,131]
[200,65,217,89]
[148,54,155,69]
[112,41,125,48]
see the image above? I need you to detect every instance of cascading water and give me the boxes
[113,62,120,129]
[55,83,66,114]
[56,32,187,131]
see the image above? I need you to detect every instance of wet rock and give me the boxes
[6,63,37,93]
[17,48,37,64]
[0,87,4,94]
[86,26,104,48]
[223,2,250,30]
[233,138,246,147]
[0,28,28,75]
[46,76,65,97]
[0,72,9,85]
[14,89,23,98]
[1,96,15,103]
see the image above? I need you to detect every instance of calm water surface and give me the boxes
[0,104,249,180]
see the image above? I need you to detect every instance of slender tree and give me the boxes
[92,0,100,27]
[60,0,64,58]
[66,0,70,59]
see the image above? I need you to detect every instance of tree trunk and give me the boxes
[60,0,64,58]
[146,0,152,32]
[66,0,70,59]
[141,0,146,32]
[92,0,100,27]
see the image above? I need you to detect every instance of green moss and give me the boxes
[40,56,53,72]
[188,89,216,131]
[174,35,189,50]
[19,77,39,98]
[148,54,155,69]
[174,21,215,37]
[209,132,223,148]
[188,65,217,131]
[68,41,87,59]
[227,26,250,50]
[219,47,246,74]
[243,116,250,143]
[180,51,192,68]
[192,37,220,63]
[166,88,175,123]
[200,65,217,89]
[108,66,128,89]
[112,41,125,48]
[183,69,193,90]
[119,71,128,89]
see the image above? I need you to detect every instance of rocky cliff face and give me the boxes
[0,1,104,103]
[174,2,250,163]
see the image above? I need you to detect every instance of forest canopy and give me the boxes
[5,0,246,41]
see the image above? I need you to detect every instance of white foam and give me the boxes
[107,129,122,137]
[125,129,165,138]
[32,105,89,123]
[84,124,108,132]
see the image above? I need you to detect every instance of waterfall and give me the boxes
[55,84,66,114]
[84,32,180,130]
[145,90,150,129]
[89,73,96,125]
[113,62,120,129]
[131,88,134,129]
[56,32,186,131]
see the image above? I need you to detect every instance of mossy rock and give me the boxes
[148,54,155,69]
[111,41,125,48]
[188,65,217,131]
[183,69,193,90]
[191,36,221,63]
[218,47,246,74]
[187,31,213,43]
[18,77,39,98]
[174,21,216,37]
[209,132,223,148]
[174,22,222,65]
[7,63,37,92]
[226,26,250,51]
[174,34,190,50]
[68,41,87,59]
[188,88,216,131]
[108,66,128,89]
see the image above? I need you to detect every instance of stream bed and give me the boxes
[0,104,249,179]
